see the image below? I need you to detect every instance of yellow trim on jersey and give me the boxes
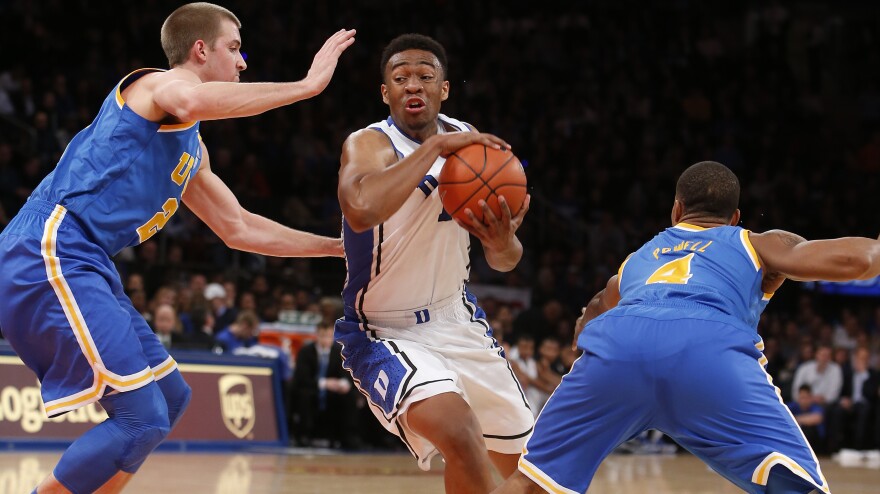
[755,340,765,351]
[115,68,164,109]
[518,457,578,494]
[113,68,197,131]
[740,229,761,271]
[762,292,773,301]
[158,121,198,132]
[617,253,633,290]
[674,222,707,231]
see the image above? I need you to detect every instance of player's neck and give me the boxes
[390,117,439,143]
[674,215,728,229]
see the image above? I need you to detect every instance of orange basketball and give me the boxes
[438,144,527,224]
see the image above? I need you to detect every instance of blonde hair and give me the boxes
[160,2,241,67]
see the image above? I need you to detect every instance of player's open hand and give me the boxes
[457,194,530,251]
[433,132,510,157]
[303,29,356,96]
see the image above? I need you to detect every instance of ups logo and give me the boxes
[218,374,255,439]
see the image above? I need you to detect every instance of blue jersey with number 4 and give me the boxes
[29,68,201,255]
[616,222,771,329]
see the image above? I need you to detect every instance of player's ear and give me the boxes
[193,39,208,63]
[729,209,741,226]
[381,84,389,105]
[440,81,449,101]
[671,199,683,224]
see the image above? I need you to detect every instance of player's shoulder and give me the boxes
[345,126,392,147]
[438,114,476,132]
[342,126,398,164]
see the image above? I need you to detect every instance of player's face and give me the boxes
[205,19,247,82]
[381,49,449,137]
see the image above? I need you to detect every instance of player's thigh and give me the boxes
[116,289,173,371]
[444,340,534,454]
[662,328,827,493]
[336,323,459,422]
[520,351,652,494]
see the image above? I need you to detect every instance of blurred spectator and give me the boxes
[507,334,544,415]
[531,337,566,413]
[787,384,825,453]
[205,282,237,332]
[214,310,260,353]
[176,307,216,351]
[152,303,182,350]
[828,347,879,451]
[290,321,358,449]
[791,344,842,406]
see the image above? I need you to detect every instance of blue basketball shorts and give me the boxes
[335,292,534,470]
[0,200,177,417]
[519,305,831,494]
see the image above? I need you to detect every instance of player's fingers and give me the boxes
[497,196,513,221]
[478,200,499,226]
[463,208,488,234]
[477,133,511,150]
[509,194,530,228]
[334,30,357,53]
[454,217,481,238]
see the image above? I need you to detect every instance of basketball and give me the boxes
[438,144,527,224]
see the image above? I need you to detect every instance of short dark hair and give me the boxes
[161,2,241,67]
[380,33,448,81]
[675,161,740,219]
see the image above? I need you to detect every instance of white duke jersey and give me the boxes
[341,114,473,320]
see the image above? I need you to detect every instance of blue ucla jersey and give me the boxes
[30,68,201,255]
[617,222,771,328]
[523,222,830,494]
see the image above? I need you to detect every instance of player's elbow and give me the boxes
[343,212,379,234]
[339,197,381,233]
[848,253,875,280]
[217,220,251,251]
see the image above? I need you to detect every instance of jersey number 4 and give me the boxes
[645,253,695,284]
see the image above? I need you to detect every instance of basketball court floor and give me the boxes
[0,449,877,493]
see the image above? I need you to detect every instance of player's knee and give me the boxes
[119,390,171,471]
[427,417,485,460]
[157,370,192,428]
[101,384,172,472]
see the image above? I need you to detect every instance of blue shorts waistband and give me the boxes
[18,199,89,236]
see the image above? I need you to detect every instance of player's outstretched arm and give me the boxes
[183,143,343,257]
[153,29,356,122]
[749,230,880,282]
[338,130,508,232]
[572,274,621,350]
